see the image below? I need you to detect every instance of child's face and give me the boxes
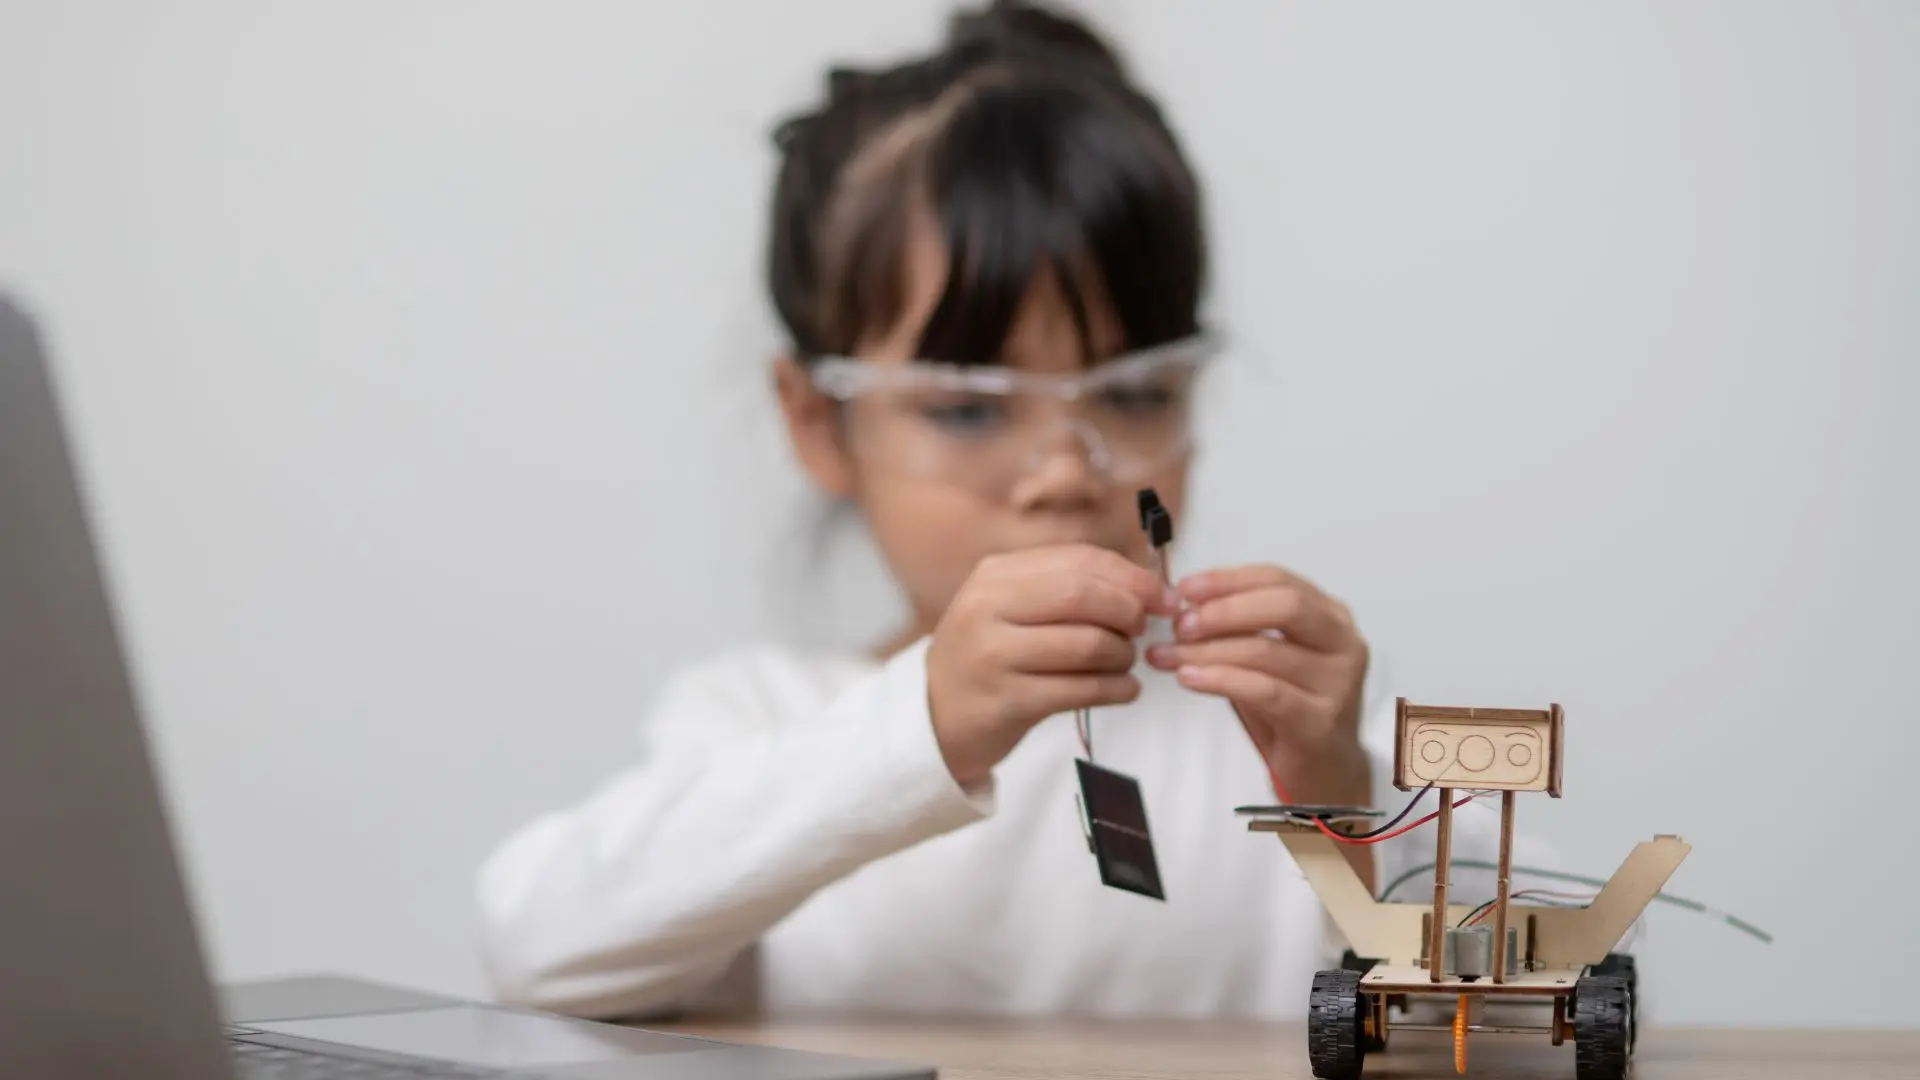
[777,228,1194,640]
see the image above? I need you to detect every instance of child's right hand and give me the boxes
[926,544,1182,787]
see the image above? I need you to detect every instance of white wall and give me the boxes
[2,0,1914,1029]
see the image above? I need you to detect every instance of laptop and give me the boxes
[0,292,933,1080]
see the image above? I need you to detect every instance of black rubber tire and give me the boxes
[1589,954,1639,1048]
[1308,969,1368,1080]
[1572,974,1633,1080]
[1336,950,1388,1049]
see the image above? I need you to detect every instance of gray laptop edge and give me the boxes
[0,292,933,1080]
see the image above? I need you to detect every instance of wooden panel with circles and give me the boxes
[1393,700,1564,796]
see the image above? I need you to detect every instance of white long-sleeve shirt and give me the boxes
[474,635,1554,1020]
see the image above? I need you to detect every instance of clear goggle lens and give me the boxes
[808,334,1218,492]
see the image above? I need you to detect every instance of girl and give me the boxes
[475,0,1531,1020]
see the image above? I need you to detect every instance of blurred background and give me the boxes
[2,0,1914,1029]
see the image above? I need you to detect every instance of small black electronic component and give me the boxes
[1233,803,1386,822]
[1138,488,1174,550]
[1075,758,1165,900]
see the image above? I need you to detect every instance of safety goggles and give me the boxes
[807,333,1219,495]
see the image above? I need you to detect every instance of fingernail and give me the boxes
[1160,587,1181,612]
[1147,644,1175,668]
[1176,612,1200,638]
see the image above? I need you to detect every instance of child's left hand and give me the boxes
[1145,564,1371,805]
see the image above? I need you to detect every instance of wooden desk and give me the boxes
[657,1015,1920,1080]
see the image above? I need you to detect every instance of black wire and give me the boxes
[1457,898,1499,927]
[1329,782,1435,840]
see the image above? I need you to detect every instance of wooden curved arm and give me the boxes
[1251,823,1691,970]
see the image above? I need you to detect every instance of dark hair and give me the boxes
[766,0,1207,369]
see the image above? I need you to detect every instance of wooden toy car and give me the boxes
[1245,700,1686,1080]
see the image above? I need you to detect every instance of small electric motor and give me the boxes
[1442,924,1519,978]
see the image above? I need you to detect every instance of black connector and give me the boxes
[1136,488,1162,530]
[1145,507,1173,548]
[1137,489,1174,548]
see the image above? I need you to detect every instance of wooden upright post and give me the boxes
[1430,787,1454,981]
[1492,790,1515,982]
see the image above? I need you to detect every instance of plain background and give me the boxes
[2,0,1915,1029]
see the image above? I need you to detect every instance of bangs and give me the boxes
[815,66,1205,367]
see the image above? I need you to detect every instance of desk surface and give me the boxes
[657,1016,1920,1080]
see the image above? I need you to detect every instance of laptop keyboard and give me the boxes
[229,1039,507,1078]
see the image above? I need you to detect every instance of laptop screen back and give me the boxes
[0,295,235,1079]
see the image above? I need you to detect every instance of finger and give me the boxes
[1016,671,1143,720]
[1174,664,1329,726]
[1007,623,1138,676]
[999,572,1149,636]
[1176,563,1322,604]
[1145,636,1345,697]
[1175,584,1353,652]
[1036,543,1181,614]
[1000,546,1179,630]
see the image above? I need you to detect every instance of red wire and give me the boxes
[1225,702,1474,846]
[1267,763,1477,845]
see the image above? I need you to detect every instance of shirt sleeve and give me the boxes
[472,638,994,1019]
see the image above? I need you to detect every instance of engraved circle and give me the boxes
[1457,734,1496,772]
[1507,743,1533,768]
[1420,739,1447,764]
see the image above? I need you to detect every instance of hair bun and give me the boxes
[944,0,1127,77]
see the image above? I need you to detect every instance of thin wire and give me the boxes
[1458,891,1649,958]
[1080,513,1171,769]
[1381,859,1774,944]
[1458,889,1596,927]
[1077,507,1171,767]
[1506,888,1599,904]
[1270,768,1479,846]
[1337,782,1435,839]
[1457,899,1497,927]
